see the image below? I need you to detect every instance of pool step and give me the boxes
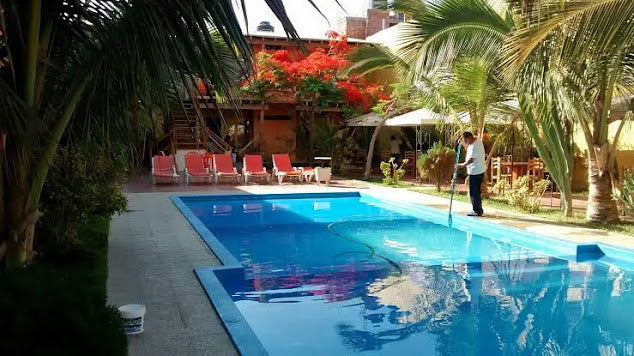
[576,244,605,262]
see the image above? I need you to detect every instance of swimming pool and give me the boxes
[173,192,634,355]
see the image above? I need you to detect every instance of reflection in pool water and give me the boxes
[188,196,634,355]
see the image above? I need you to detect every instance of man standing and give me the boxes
[456,132,486,216]
[389,135,402,162]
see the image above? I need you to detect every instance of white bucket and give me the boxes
[118,304,146,335]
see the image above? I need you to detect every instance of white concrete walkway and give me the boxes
[107,193,237,355]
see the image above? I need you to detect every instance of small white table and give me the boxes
[314,156,332,167]
[314,167,332,185]
[313,157,332,185]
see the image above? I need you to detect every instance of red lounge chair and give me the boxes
[243,154,271,184]
[152,155,179,184]
[213,153,241,184]
[272,154,304,184]
[185,152,213,184]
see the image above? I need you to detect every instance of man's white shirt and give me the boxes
[465,139,486,175]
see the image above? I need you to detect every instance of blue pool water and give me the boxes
[182,194,634,355]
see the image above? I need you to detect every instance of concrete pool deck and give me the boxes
[107,179,633,355]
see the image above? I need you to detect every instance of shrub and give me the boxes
[502,176,550,213]
[0,216,127,355]
[492,179,511,196]
[417,142,456,192]
[0,266,127,356]
[340,137,360,174]
[37,144,128,260]
[380,157,409,185]
[617,172,634,216]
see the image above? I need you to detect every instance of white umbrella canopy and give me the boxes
[346,108,457,127]
[385,108,453,127]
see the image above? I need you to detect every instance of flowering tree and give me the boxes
[244,34,387,113]
[243,34,387,162]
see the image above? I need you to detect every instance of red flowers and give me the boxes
[244,36,387,112]
[271,49,292,63]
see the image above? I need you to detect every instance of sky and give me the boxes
[233,0,371,38]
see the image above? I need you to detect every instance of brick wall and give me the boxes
[366,9,390,37]
[338,17,367,39]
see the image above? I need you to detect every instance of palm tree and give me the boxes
[501,0,634,222]
[349,25,518,180]
[0,0,310,269]
[399,0,634,221]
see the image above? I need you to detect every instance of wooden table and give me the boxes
[501,162,529,185]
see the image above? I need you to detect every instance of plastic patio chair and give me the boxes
[272,153,304,184]
[185,152,213,184]
[243,154,271,184]
[212,153,242,184]
[152,155,179,184]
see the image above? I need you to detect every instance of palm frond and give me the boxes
[345,45,410,76]
[391,0,512,83]
[501,0,634,79]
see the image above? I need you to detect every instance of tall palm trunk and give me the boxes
[586,153,618,222]
[364,120,385,178]
[585,73,620,223]
[3,156,40,269]
[2,78,87,269]
[364,103,396,179]
[5,221,36,269]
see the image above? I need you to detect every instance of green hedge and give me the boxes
[0,216,127,355]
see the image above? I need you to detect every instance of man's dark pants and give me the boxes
[469,173,484,215]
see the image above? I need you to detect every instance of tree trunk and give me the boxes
[5,225,35,269]
[586,156,619,222]
[3,188,41,269]
[364,122,384,178]
[309,105,316,166]
[563,191,573,217]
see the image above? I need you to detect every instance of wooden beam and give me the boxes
[295,105,343,112]
[204,103,269,110]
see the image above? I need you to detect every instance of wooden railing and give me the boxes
[206,128,232,153]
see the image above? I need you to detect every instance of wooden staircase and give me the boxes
[167,104,232,153]
[171,106,205,150]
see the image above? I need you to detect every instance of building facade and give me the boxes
[337,1,405,40]
[192,34,368,160]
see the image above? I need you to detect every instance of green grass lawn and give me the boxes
[0,215,127,356]
[411,187,634,237]
[339,174,634,237]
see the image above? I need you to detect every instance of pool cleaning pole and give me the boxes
[448,143,462,227]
